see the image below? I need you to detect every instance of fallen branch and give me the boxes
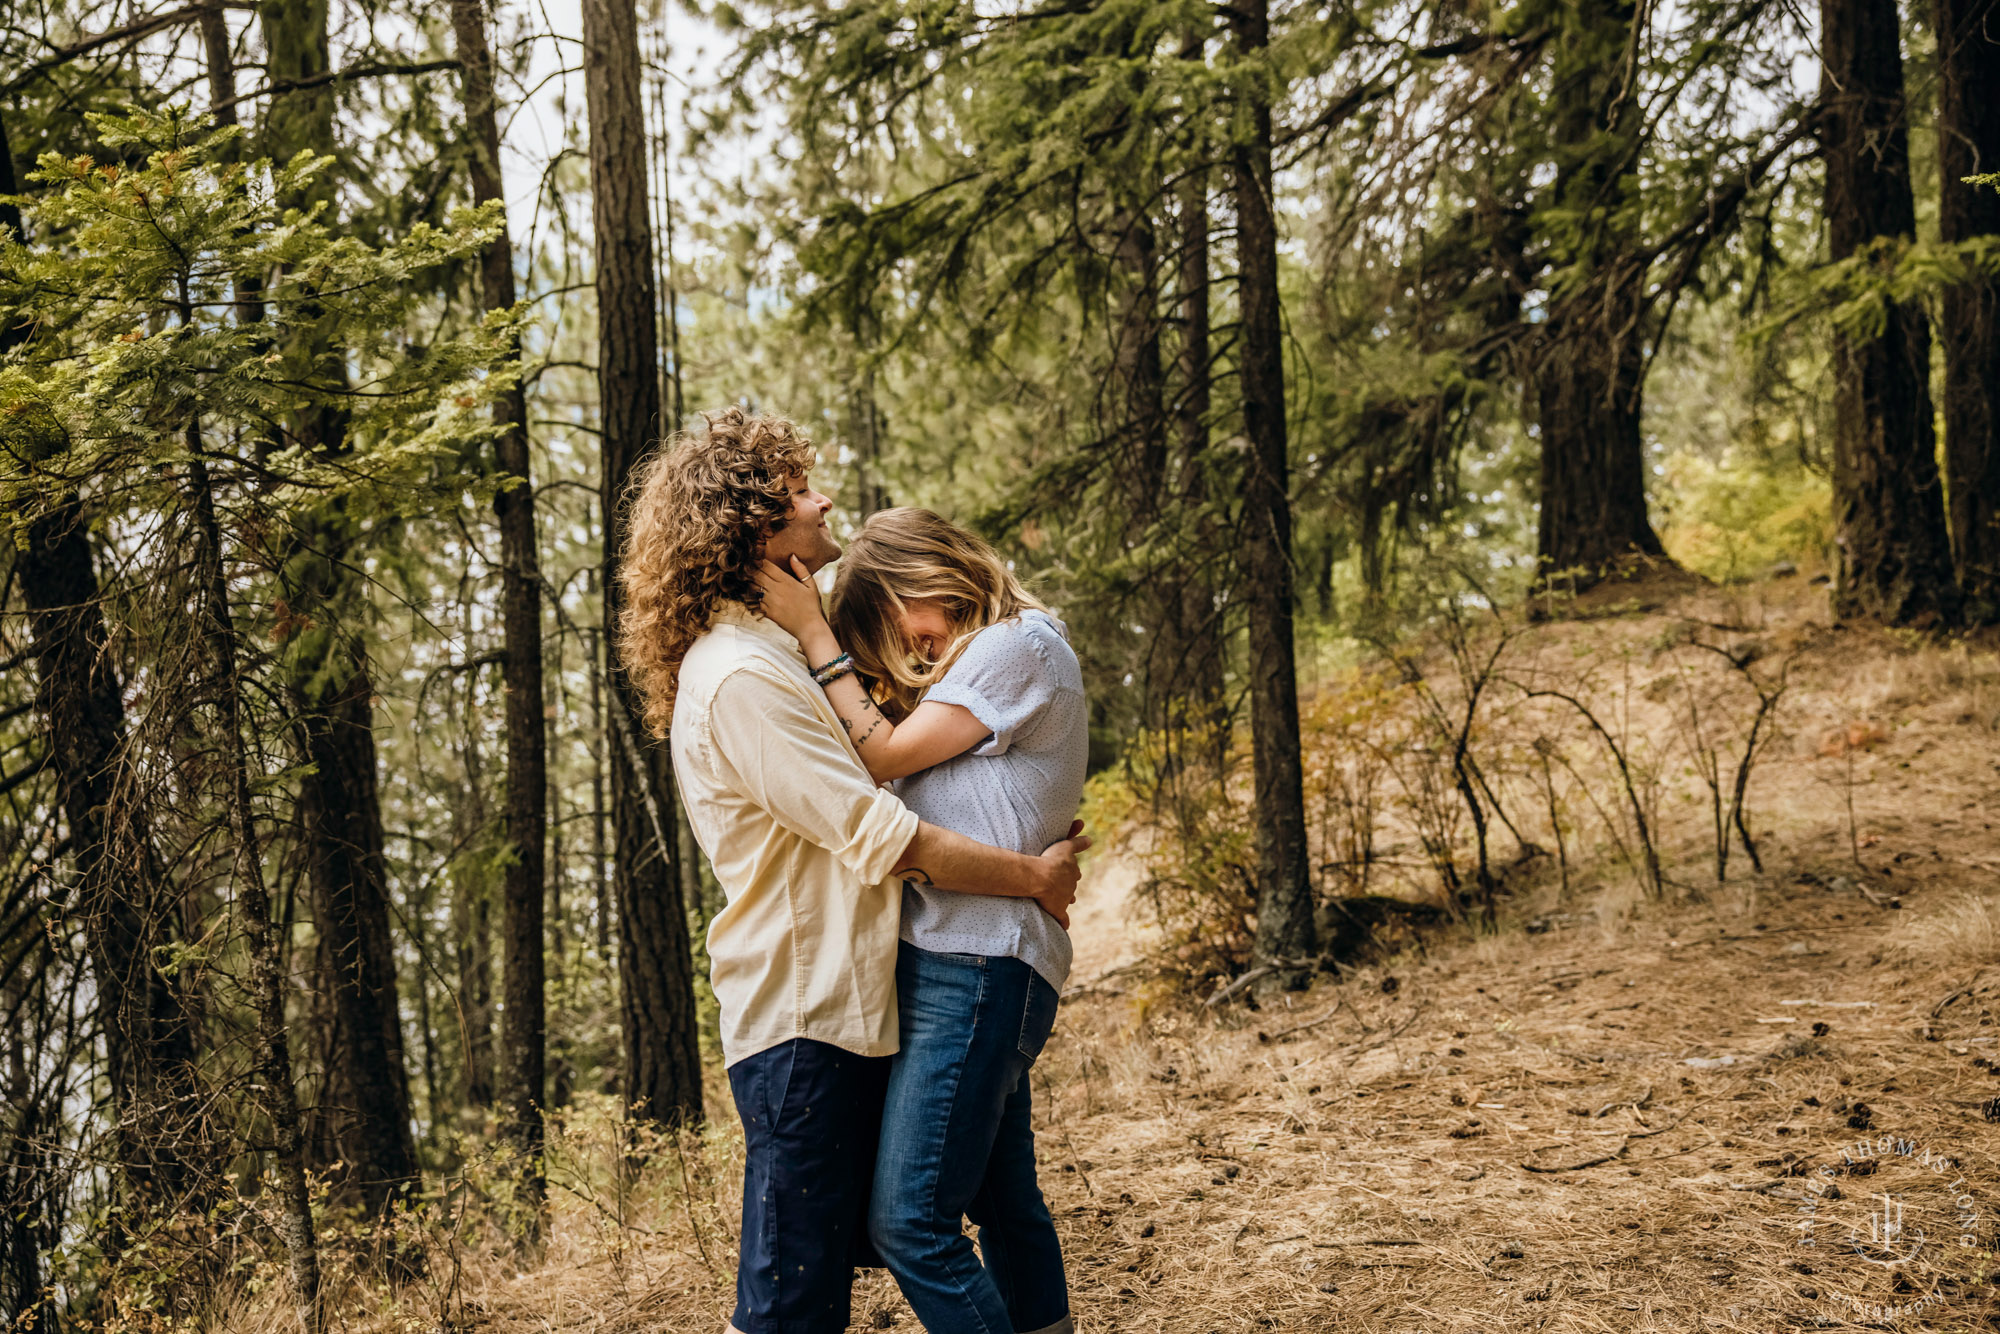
[1521,1139,1629,1173]
[1520,1095,1712,1172]
[1265,985,1379,1042]
[1932,972,1993,1018]
[1593,1083,1653,1119]
[1206,956,1320,1007]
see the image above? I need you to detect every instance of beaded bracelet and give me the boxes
[810,653,855,687]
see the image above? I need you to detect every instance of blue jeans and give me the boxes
[870,943,1071,1334]
[727,1039,891,1334]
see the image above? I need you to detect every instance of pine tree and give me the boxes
[1933,0,2000,618]
[1820,0,1959,623]
[257,0,421,1213]
[0,105,515,1318]
[1226,0,1315,980]
[581,0,705,1128]
[451,0,549,1204]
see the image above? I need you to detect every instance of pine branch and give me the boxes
[206,58,463,116]
[2,4,259,95]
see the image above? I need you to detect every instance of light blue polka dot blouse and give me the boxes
[893,608,1088,991]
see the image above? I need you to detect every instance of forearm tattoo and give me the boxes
[904,866,935,886]
[855,716,884,746]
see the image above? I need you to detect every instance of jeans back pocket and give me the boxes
[1016,973,1060,1064]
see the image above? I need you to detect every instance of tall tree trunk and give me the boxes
[581,0,705,1126]
[199,5,238,123]
[1819,0,1960,624]
[846,359,890,516]
[1172,36,1225,751]
[1528,273,1663,578]
[1228,0,1316,985]
[450,0,548,1203]
[0,969,55,1326]
[1114,209,1169,523]
[456,890,496,1106]
[186,444,321,1333]
[17,510,205,1202]
[406,889,443,1141]
[1934,0,2000,619]
[1117,203,1211,748]
[4,107,210,1214]
[201,3,266,324]
[258,0,419,1212]
[586,600,610,957]
[1526,0,1664,583]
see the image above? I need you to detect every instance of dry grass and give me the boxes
[224,584,2000,1334]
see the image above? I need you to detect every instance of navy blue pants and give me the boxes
[727,1038,890,1334]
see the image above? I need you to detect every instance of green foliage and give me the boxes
[1752,234,2000,345]
[1083,725,1258,983]
[0,105,519,535]
[1657,445,1832,582]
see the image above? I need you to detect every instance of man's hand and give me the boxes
[1032,819,1091,928]
[893,819,1091,919]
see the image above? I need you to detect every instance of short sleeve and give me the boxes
[924,617,1054,757]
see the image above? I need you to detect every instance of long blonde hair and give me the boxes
[829,508,1048,719]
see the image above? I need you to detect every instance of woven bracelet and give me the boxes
[810,653,854,686]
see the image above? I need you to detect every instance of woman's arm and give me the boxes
[752,557,990,782]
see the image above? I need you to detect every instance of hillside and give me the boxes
[327,581,2000,1334]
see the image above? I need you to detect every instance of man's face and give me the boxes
[760,473,841,573]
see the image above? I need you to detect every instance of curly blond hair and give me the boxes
[616,407,818,735]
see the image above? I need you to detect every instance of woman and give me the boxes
[753,506,1085,1334]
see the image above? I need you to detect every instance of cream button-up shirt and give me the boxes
[670,600,921,1067]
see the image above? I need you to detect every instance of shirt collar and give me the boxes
[712,598,807,661]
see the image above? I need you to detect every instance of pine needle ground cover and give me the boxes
[268,582,2000,1334]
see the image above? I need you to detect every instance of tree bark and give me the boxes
[258,0,419,1213]
[187,444,321,1333]
[4,106,211,1214]
[586,600,610,956]
[1524,0,1665,582]
[0,969,56,1327]
[1114,210,1169,524]
[1528,269,1664,579]
[1227,0,1316,985]
[582,0,705,1126]
[1171,32,1225,752]
[846,359,890,516]
[1934,0,2000,618]
[451,744,496,1109]
[450,0,548,1200]
[1819,0,1960,624]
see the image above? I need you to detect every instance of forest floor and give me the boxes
[342,578,2000,1334]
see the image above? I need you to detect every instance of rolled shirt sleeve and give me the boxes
[706,663,919,886]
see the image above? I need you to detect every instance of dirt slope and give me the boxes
[414,588,2000,1334]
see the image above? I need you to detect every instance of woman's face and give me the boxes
[894,597,956,661]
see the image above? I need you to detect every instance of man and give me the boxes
[615,407,1089,1334]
